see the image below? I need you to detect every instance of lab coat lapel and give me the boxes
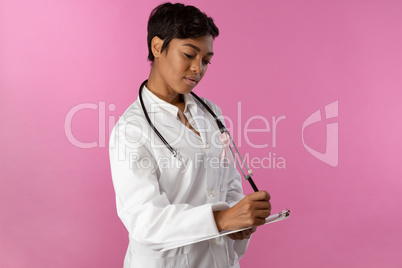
[141,84,181,129]
[190,101,208,143]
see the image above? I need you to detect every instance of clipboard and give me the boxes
[161,209,291,251]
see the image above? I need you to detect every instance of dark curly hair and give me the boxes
[147,2,219,63]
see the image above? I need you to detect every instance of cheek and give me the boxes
[168,57,189,75]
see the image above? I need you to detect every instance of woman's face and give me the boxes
[152,35,214,96]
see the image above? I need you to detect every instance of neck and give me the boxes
[147,69,182,105]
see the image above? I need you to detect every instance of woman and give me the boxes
[109,2,271,267]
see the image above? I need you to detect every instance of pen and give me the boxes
[246,175,259,192]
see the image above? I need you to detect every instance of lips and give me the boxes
[186,76,199,82]
[184,76,199,86]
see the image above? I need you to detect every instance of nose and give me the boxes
[190,59,202,74]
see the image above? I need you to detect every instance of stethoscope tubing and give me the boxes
[139,79,259,192]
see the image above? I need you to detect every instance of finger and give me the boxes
[242,230,251,239]
[242,229,250,236]
[229,232,242,240]
[228,234,237,240]
[263,191,271,201]
[250,217,267,227]
[254,200,271,210]
[254,209,271,219]
[253,191,271,201]
[234,231,243,239]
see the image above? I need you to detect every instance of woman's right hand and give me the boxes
[213,191,271,231]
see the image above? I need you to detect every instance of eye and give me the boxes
[184,53,212,65]
[184,53,194,59]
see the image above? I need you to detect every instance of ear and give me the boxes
[151,36,164,59]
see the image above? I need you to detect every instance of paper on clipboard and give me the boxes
[161,209,291,251]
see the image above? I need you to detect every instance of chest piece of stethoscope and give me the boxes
[172,148,183,162]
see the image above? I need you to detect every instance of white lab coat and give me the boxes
[109,83,249,268]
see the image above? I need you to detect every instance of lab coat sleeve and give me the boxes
[109,117,226,251]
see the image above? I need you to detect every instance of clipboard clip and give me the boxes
[278,209,291,218]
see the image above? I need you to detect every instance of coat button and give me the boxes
[208,190,216,198]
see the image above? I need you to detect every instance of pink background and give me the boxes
[1,0,401,267]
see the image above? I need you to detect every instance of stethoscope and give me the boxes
[139,79,259,192]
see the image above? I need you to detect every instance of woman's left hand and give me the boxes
[228,227,257,240]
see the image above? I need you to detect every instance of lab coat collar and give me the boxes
[182,92,198,115]
[142,84,179,118]
[141,84,203,130]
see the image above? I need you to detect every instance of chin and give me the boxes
[180,80,196,94]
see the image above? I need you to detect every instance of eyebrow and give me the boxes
[182,44,214,56]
